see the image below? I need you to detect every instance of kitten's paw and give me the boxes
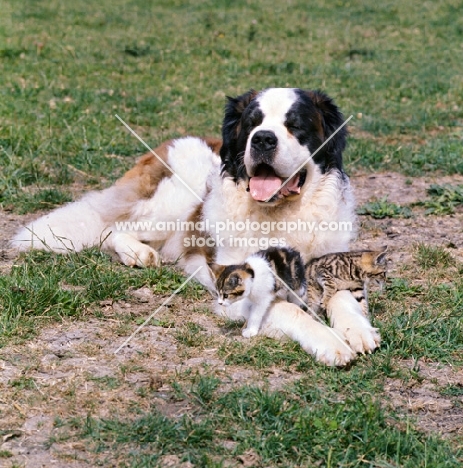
[344,325,381,354]
[214,301,248,321]
[242,327,258,338]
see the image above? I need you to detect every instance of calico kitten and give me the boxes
[209,247,307,338]
[305,247,388,316]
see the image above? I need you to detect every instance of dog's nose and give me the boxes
[251,130,278,152]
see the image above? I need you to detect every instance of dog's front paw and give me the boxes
[242,327,258,338]
[327,290,381,355]
[118,245,161,268]
[303,328,356,366]
[344,325,381,354]
[259,300,357,366]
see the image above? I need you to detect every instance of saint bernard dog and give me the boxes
[11,88,380,365]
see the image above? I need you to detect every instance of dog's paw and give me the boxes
[260,300,357,366]
[306,329,356,366]
[327,290,381,356]
[242,327,258,338]
[118,245,161,268]
[344,325,381,354]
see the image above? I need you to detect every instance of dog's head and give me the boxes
[220,88,347,205]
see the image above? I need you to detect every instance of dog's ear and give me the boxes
[305,90,347,172]
[220,89,258,180]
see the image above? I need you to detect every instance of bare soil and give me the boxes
[1,172,463,467]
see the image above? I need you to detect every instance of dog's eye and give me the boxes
[250,117,261,128]
[288,122,302,131]
[246,109,263,128]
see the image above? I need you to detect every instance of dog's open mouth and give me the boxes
[248,164,307,202]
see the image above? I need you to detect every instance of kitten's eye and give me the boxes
[223,294,228,299]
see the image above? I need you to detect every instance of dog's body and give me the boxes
[11,88,380,365]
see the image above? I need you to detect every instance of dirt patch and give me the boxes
[351,171,463,206]
[385,359,463,438]
[352,172,463,266]
[0,291,299,466]
[0,211,38,276]
[1,171,463,466]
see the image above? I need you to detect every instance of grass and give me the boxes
[218,337,314,372]
[1,0,463,466]
[359,184,463,219]
[413,243,456,269]
[419,184,463,215]
[174,322,212,348]
[358,196,412,219]
[1,0,462,214]
[0,249,204,345]
[37,251,463,465]
[0,450,13,459]
[63,367,461,467]
[378,245,463,363]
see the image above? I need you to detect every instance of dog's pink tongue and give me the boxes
[249,176,282,201]
[280,174,301,196]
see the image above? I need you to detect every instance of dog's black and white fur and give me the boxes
[12,88,380,365]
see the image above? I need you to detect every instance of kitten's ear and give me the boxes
[243,263,255,278]
[361,251,379,270]
[207,263,226,279]
[361,247,388,268]
[374,246,388,266]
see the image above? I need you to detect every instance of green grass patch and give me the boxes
[347,138,463,176]
[440,384,463,398]
[358,196,412,219]
[190,374,221,406]
[65,374,461,467]
[0,450,13,459]
[173,322,211,348]
[0,0,462,213]
[88,376,121,390]
[9,376,37,390]
[0,249,204,345]
[418,184,463,215]
[379,245,463,363]
[219,338,313,372]
[413,243,455,269]
[2,188,73,214]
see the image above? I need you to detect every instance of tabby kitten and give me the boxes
[305,247,388,316]
[209,247,307,338]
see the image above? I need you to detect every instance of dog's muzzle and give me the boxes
[248,164,307,203]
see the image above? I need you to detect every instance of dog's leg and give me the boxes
[179,253,216,292]
[10,193,110,253]
[259,301,356,366]
[326,290,381,354]
[108,231,161,267]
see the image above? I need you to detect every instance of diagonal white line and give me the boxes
[114,266,203,354]
[264,264,355,355]
[115,114,204,203]
[264,115,353,202]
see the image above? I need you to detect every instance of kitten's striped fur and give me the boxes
[305,247,388,316]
